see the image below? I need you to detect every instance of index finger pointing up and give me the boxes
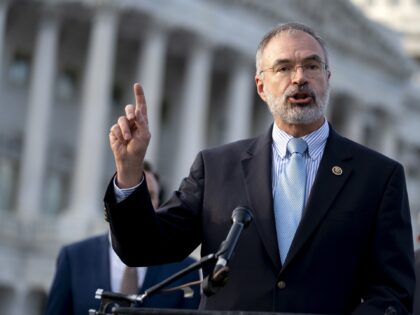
[134,83,146,109]
[133,83,148,123]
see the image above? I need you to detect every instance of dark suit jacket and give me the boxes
[105,125,414,315]
[414,249,420,315]
[43,234,201,315]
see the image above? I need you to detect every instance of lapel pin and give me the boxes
[332,166,343,176]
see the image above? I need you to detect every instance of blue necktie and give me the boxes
[274,138,308,264]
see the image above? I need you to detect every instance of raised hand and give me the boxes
[109,83,151,188]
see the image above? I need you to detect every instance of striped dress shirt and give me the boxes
[271,119,329,207]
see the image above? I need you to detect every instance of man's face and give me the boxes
[255,30,330,130]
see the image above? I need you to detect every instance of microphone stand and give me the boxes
[91,207,253,314]
[90,253,217,315]
[138,253,216,303]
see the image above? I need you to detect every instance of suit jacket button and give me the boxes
[277,280,286,289]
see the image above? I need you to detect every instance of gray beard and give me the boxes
[266,86,330,125]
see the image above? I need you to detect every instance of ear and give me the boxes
[255,74,268,103]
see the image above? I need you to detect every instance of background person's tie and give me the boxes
[120,266,138,294]
[274,138,308,264]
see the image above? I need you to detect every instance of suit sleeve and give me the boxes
[352,164,415,315]
[43,248,73,315]
[105,152,205,266]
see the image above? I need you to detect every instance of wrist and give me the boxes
[116,165,143,189]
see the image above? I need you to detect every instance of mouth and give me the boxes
[288,92,313,105]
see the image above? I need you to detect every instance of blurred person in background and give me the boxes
[44,161,201,315]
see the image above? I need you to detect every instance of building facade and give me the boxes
[350,0,420,247]
[0,0,419,314]
[351,0,420,62]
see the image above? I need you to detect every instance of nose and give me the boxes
[291,66,308,85]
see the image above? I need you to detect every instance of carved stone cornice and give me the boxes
[210,0,415,78]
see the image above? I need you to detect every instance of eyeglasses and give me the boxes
[259,59,328,78]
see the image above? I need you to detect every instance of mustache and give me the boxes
[284,85,316,101]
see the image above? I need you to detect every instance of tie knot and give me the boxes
[287,138,308,155]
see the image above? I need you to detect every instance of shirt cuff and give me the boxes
[113,175,144,203]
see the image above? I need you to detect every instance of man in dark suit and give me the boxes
[105,23,415,314]
[44,166,201,315]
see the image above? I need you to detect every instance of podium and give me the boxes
[111,308,326,315]
[90,290,329,315]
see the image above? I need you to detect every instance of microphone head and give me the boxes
[231,207,253,227]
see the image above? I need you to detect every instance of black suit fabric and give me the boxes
[413,249,420,315]
[105,125,415,314]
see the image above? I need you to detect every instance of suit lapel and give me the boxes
[241,126,281,271]
[281,128,353,270]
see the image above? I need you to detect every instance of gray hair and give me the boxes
[255,22,329,75]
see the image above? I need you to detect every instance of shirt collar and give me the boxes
[272,119,329,160]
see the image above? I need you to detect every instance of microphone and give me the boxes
[203,207,253,295]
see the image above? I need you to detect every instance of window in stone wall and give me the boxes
[112,83,124,109]
[0,285,14,314]
[24,288,47,315]
[0,158,15,211]
[361,109,385,151]
[395,140,420,179]
[0,133,22,212]
[8,51,31,86]
[56,68,78,102]
[362,117,380,150]
[44,172,64,214]
[405,147,420,179]
[43,145,73,215]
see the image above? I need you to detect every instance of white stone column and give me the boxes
[16,8,60,219]
[137,23,168,165]
[172,39,212,188]
[224,56,254,143]
[68,4,118,218]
